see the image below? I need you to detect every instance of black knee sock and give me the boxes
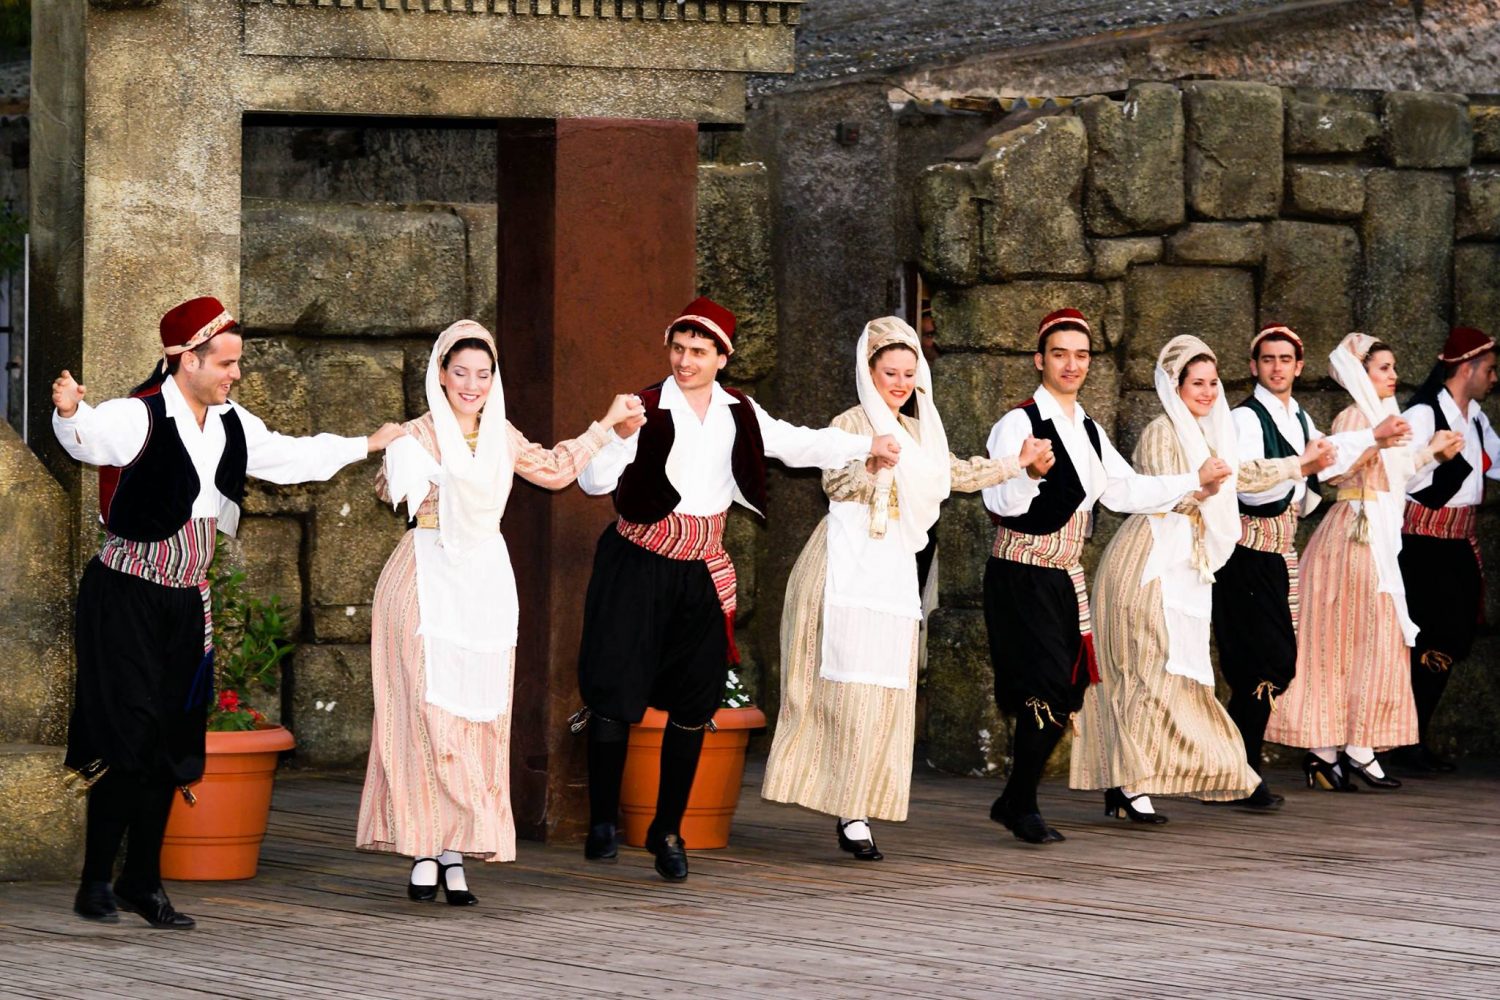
[117,781,176,892]
[650,722,706,843]
[1410,651,1452,749]
[586,718,631,828]
[1001,721,1064,816]
[1226,689,1273,775]
[81,770,134,883]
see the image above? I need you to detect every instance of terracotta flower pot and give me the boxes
[620,706,767,850]
[159,725,295,881]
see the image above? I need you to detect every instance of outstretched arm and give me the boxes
[240,405,382,485]
[981,410,1044,517]
[751,398,874,470]
[50,370,150,466]
[512,420,614,490]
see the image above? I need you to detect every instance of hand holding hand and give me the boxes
[367,422,408,454]
[52,370,85,419]
[1373,414,1412,449]
[1298,438,1336,476]
[1197,456,1232,489]
[870,434,901,469]
[602,393,646,439]
[1019,436,1054,480]
[1431,428,1465,462]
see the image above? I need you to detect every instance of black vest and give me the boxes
[99,390,248,542]
[993,400,1102,536]
[1236,395,1312,517]
[1408,399,1481,510]
[613,380,769,525]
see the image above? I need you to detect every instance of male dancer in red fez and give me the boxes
[1210,323,1407,804]
[1396,326,1499,773]
[53,297,405,927]
[575,296,901,881]
[981,309,1232,843]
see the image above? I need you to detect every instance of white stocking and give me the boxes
[438,849,468,891]
[1344,745,1386,778]
[1311,747,1339,765]
[839,818,872,842]
[1119,787,1155,814]
[410,857,439,887]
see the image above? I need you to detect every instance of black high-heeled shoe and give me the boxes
[407,858,438,902]
[990,796,1065,844]
[1339,752,1401,789]
[1104,787,1168,825]
[438,860,479,907]
[835,819,883,861]
[1302,753,1357,792]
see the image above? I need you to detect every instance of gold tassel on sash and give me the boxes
[1024,696,1061,730]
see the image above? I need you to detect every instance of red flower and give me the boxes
[249,708,265,723]
[218,689,240,712]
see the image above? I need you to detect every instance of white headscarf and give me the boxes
[1154,334,1240,581]
[1328,333,1419,645]
[426,320,515,558]
[855,317,952,552]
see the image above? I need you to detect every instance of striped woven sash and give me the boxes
[991,509,1099,689]
[1237,507,1301,632]
[616,512,740,664]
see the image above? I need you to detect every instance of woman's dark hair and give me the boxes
[869,342,919,367]
[1176,353,1217,387]
[1361,341,1395,365]
[441,337,495,370]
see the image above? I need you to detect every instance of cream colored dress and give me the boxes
[1070,415,1295,801]
[356,412,608,861]
[762,406,1021,821]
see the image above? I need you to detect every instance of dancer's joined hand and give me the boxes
[1372,414,1412,448]
[1298,438,1336,476]
[1197,456,1232,489]
[870,434,901,469]
[1430,429,1465,462]
[1019,436,1054,480]
[367,423,408,453]
[52,370,85,418]
[603,394,646,438]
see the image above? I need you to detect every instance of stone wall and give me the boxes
[915,82,1500,774]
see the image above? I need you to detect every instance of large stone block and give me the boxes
[723,507,762,625]
[0,423,74,746]
[916,163,982,288]
[1125,266,1255,388]
[1183,82,1284,220]
[1260,221,1360,367]
[1455,244,1500,337]
[932,281,1109,355]
[931,351,1035,459]
[289,644,373,769]
[1383,91,1472,169]
[453,203,499,333]
[0,747,85,881]
[311,604,373,645]
[1164,223,1264,267]
[1091,237,1162,281]
[922,609,1008,776]
[1284,100,1380,155]
[238,337,316,515]
[977,117,1090,280]
[1074,83,1185,237]
[219,516,305,637]
[936,493,994,610]
[1284,164,1365,221]
[241,199,468,336]
[1456,169,1500,241]
[697,163,777,383]
[1473,107,1500,162]
[1359,171,1454,354]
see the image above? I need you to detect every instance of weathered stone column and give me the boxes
[497,119,698,843]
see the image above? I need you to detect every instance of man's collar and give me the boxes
[1438,386,1476,420]
[1035,383,1086,424]
[660,376,735,410]
[1253,382,1299,415]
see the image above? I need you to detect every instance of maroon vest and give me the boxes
[614,381,768,524]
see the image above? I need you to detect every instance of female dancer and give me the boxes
[1266,334,1460,789]
[356,319,641,903]
[762,316,1051,859]
[1071,336,1315,821]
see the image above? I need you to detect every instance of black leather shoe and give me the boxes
[647,832,689,882]
[990,796,1062,845]
[1105,787,1169,824]
[438,861,478,907]
[1205,781,1285,811]
[1339,752,1402,789]
[113,884,195,929]
[1302,752,1357,792]
[835,819,883,861]
[584,822,619,863]
[407,859,438,902]
[73,880,118,923]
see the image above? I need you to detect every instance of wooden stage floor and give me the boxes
[2,758,1497,999]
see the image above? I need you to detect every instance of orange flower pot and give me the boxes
[620,706,767,850]
[159,725,295,881]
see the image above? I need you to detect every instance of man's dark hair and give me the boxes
[1037,323,1091,355]
[1252,333,1303,362]
[669,323,724,355]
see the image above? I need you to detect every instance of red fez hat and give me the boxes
[665,296,736,356]
[1438,326,1496,364]
[1036,308,1092,351]
[1250,322,1303,360]
[160,296,237,359]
